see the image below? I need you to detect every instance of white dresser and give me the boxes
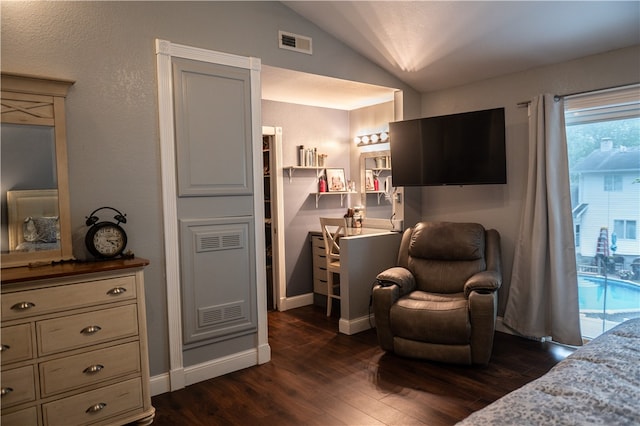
[1,258,154,426]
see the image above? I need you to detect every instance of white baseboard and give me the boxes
[150,373,171,396]
[339,314,375,335]
[149,348,261,396]
[278,292,313,311]
[257,342,271,364]
[281,294,375,336]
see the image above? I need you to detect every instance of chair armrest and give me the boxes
[375,267,416,295]
[464,270,502,298]
[372,267,415,351]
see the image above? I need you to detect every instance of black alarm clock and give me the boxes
[85,207,128,258]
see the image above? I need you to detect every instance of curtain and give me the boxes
[503,94,583,346]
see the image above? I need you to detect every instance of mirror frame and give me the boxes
[1,72,74,268]
[359,149,392,213]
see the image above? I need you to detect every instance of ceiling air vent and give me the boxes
[278,30,313,55]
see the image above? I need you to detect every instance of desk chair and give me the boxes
[319,217,347,316]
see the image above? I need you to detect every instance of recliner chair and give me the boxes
[372,221,502,365]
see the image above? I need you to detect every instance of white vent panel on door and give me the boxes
[278,30,313,55]
[196,230,244,253]
[180,217,256,344]
[198,302,245,327]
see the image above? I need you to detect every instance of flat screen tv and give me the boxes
[389,107,506,186]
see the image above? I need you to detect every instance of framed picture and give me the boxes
[365,169,374,191]
[326,168,346,192]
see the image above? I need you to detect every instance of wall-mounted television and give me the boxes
[389,107,506,186]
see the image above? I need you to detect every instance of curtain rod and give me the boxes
[516,96,562,108]
[516,83,637,108]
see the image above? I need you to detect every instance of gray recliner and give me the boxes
[372,221,502,365]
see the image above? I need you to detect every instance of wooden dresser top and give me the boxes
[1,257,150,284]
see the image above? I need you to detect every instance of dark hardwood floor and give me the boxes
[151,305,574,425]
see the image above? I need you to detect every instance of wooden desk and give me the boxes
[310,228,402,335]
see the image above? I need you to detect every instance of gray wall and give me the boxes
[419,45,640,314]
[263,100,351,297]
[262,99,397,299]
[0,1,420,376]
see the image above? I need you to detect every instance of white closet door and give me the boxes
[156,39,269,392]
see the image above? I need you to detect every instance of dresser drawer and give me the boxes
[312,241,326,257]
[314,277,328,295]
[37,304,138,356]
[1,323,34,364]
[42,377,143,426]
[2,275,136,322]
[313,264,327,279]
[1,365,36,407]
[40,341,141,397]
[1,405,39,426]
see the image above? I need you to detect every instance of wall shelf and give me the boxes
[366,190,390,204]
[285,166,325,182]
[286,166,355,207]
[371,167,391,177]
[312,191,355,208]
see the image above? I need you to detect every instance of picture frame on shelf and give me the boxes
[365,169,374,191]
[326,168,346,192]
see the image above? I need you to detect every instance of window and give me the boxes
[614,219,637,240]
[604,174,622,192]
[565,84,640,339]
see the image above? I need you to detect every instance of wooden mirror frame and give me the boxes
[1,73,74,268]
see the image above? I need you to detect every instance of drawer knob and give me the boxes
[80,325,102,335]
[86,402,107,414]
[107,287,127,295]
[10,301,35,311]
[1,387,13,397]
[0,344,10,352]
[83,364,105,374]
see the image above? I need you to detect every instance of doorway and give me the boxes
[261,66,400,312]
[262,126,284,311]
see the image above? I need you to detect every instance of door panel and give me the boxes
[172,57,257,346]
[173,58,253,197]
[180,217,256,344]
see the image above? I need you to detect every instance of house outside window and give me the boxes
[604,174,622,191]
[565,84,640,339]
[614,219,637,240]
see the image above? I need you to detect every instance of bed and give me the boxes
[457,318,640,425]
[6,189,60,252]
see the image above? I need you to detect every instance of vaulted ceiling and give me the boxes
[263,1,640,110]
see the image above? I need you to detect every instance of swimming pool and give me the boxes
[578,274,640,313]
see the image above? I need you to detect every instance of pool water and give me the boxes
[578,275,640,313]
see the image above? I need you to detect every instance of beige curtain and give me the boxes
[503,94,583,346]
